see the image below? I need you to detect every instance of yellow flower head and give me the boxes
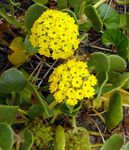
[29,9,80,59]
[49,59,97,106]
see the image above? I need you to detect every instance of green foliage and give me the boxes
[96,72,108,98]
[0,123,14,150]
[105,92,123,129]
[102,29,129,59]
[60,102,82,116]
[28,84,53,118]
[0,8,21,28]
[109,55,126,72]
[28,104,44,119]
[55,125,65,150]
[88,52,110,72]
[100,134,124,150]
[24,35,38,55]
[57,0,68,10]
[0,105,18,124]
[0,68,27,93]
[20,129,34,150]
[24,3,48,30]
[103,73,129,93]
[97,4,120,29]
[124,142,129,150]
[32,0,48,5]
[85,5,103,31]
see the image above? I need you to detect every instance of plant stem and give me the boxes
[51,109,61,124]
[114,0,129,5]
[91,143,103,148]
[18,108,27,115]
[48,101,57,109]
[94,0,107,8]
[72,116,77,129]
[11,92,16,104]
[7,0,15,17]
[92,109,105,123]
[28,83,50,118]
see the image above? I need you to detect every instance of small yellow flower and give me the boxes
[49,59,97,106]
[30,9,80,59]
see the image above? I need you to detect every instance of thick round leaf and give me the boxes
[109,55,127,72]
[20,129,34,150]
[103,72,129,93]
[102,29,129,59]
[97,4,120,29]
[8,37,29,66]
[88,52,110,72]
[0,68,27,93]
[105,92,123,129]
[85,5,103,31]
[24,4,47,30]
[100,134,124,150]
[55,125,65,150]
[0,105,18,124]
[28,104,43,119]
[0,123,14,150]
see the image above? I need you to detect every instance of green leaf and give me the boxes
[67,0,75,8]
[105,92,123,129]
[103,72,129,93]
[24,35,38,55]
[0,68,27,93]
[108,71,121,83]
[109,55,127,72]
[124,142,129,150]
[88,52,110,72]
[74,0,86,19]
[97,72,108,98]
[24,3,48,30]
[60,102,82,116]
[28,104,43,119]
[102,29,129,59]
[57,0,68,10]
[32,0,48,5]
[20,129,34,150]
[79,22,91,32]
[0,123,14,150]
[0,8,21,28]
[85,5,103,31]
[126,14,129,30]
[97,4,120,29]
[100,134,124,150]
[0,105,18,124]
[55,125,65,150]
[28,84,53,118]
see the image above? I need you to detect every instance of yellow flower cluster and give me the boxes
[29,9,80,59]
[49,59,97,106]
